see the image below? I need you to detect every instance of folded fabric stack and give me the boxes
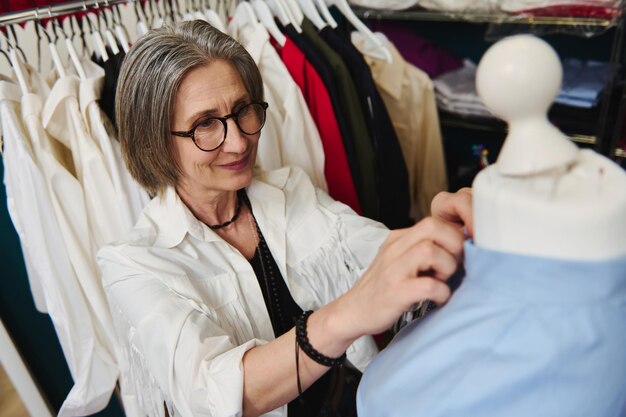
[556,58,611,108]
[348,0,622,18]
[433,60,494,118]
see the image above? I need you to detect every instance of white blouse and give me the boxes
[97,167,389,417]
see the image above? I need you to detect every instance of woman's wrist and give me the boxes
[304,303,357,361]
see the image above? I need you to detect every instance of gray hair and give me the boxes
[116,20,264,196]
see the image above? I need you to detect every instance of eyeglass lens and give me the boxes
[194,102,266,151]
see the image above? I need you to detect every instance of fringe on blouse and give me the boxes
[290,220,362,305]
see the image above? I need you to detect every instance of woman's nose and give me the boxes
[222,118,249,153]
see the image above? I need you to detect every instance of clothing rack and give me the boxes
[0,0,130,26]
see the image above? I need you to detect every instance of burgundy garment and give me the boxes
[2,0,35,13]
[512,4,622,19]
[372,21,463,78]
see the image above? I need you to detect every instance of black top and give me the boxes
[246,196,332,417]
[92,48,126,130]
[321,27,412,229]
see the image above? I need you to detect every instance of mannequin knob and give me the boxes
[476,35,578,176]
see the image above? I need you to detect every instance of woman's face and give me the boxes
[171,59,259,198]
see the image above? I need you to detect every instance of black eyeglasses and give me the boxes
[171,101,269,152]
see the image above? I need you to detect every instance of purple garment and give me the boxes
[375,21,463,78]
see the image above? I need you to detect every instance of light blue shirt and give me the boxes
[357,241,626,417]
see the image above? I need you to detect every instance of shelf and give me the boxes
[439,112,597,146]
[353,7,620,28]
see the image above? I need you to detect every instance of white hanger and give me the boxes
[325,0,391,62]
[251,0,287,46]
[83,14,109,62]
[106,3,130,53]
[297,0,327,30]
[265,0,301,33]
[283,0,304,25]
[95,1,120,55]
[37,10,67,79]
[8,48,28,96]
[314,0,337,28]
[133,0,149,37]
[46,11,87,80]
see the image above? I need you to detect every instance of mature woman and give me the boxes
[97,20,471,417]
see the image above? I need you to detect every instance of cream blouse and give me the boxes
[97,167,389,417]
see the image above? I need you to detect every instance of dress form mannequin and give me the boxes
[474,34,626,261]
[356,35,626,417]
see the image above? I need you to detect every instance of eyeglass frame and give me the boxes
[170,101,269,152]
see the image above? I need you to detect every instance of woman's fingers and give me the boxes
[382,217,465,265]
[431,188,473,238]
[408,239,460,281]
[405,277,452,307]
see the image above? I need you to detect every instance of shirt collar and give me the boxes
[465,240,626,304]
[148,168,291,249]
[352,31,405,101]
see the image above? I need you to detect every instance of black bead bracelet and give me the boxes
[295,310,346,368]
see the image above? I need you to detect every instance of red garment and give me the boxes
[274,36,363,214]
[513,5,621,20]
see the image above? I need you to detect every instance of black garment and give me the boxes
[246,194,332,417]
[92,48,126,130]
[321,27,412,229]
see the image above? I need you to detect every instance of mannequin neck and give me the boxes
[473,149,626,261]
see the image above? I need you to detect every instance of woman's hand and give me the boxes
[431,187,473,238]
[326,216,465,344]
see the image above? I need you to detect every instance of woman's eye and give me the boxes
[197,118,219,129]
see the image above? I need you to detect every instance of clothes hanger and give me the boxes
[150,0,165,27]
[133,0,149,37]
[168,0,184,23]
[51,9,87,80]
[265,0,302,32]
[250,0,286,46]
[179,0,193,21]
[82,1,109,62]
[39,9,67,79]
[96,1,120,55]
[71,15,88,58]
[282,0,304,26]
[1,31,29,95]
[314,0,337,28]
[324,0,391,62]
[191,0,207,21]
[296,0,327,30]
[109,2,130,53]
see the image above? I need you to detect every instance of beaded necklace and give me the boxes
[242,192,289,334]
[207,191,243,230]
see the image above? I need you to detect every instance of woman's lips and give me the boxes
[220,154,249,170]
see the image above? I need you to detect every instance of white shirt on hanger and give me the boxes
[229,21,328,192]
[42,74,127,249]
[1,78,48,313]
[97,167,384,417]
[80,60,151,230]
[16,76,119,416]
[38,73,123,416]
